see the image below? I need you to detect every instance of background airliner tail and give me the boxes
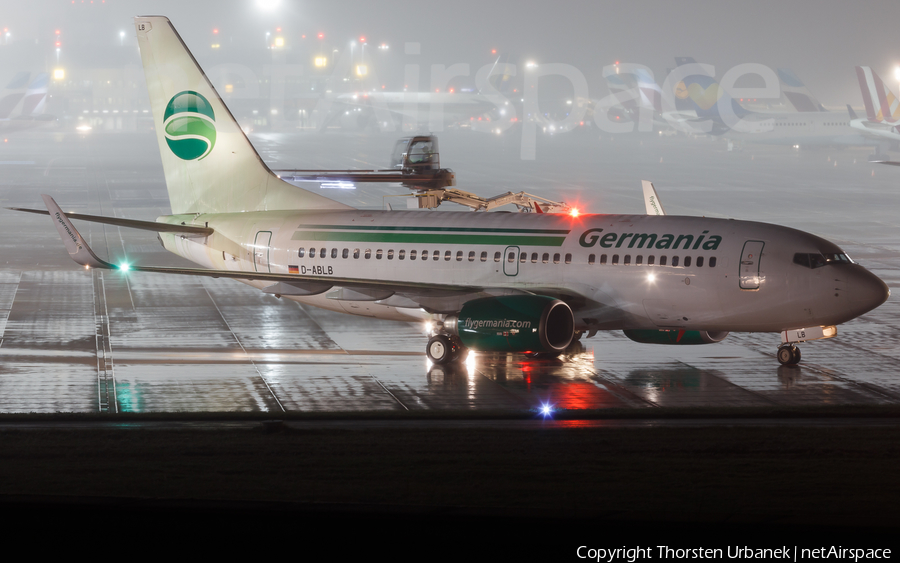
[0,72,30,119]
[672,57,750,120]
[19,73,48,116]
[776,68,827,112]
[855,66,900,123]
[134,16,350,215]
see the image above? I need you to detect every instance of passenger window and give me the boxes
[353,249,361,259]
[364,249,371,259]
[672,256,679,267]
[431,250,438,261]
[387,249,394,260]
[494,252,501,262]
[332,248,339,259]
[636,255,643,265]
[659,256,667,266]
[399,250,406,260]
[696,256,703,267]
[647,255,655,265]
[482,252,488,262]
[321,248,327,258]
[600,254,607,265]
[709,257,716,268]
[565,253,572,264]
[409,250,417,260]
[542,252,549,264]
[553,253,560,264]
[341,249,349,259]
[456,251,463,261]
[468,251,475,262]
[684,256,691,267]
[298,248,305,258]
[531,252,539,263]
[588,254,595,265]
[376,249,383,260]
[520,252,527,263]
[624,255,631,265]
[444,251,451,261]
[507,252,515,263]
[309,247,316,258]
[612,254,619,265]
[423,250,429,261]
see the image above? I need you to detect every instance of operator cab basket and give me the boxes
[391,135,440,175]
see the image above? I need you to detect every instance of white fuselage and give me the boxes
[157,210,888,334]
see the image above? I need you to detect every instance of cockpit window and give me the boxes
[793,252,853,268]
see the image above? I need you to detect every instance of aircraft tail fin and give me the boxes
[134,16,351,215]
[671,57,750,119]
[776,68,827,112]
[0,71,29,119]
[634,68,662,113]
[855,66,900,123]
[478,53,514,96]
[642,181,666,215]
[19,73,48,116]
[674,73,750,119]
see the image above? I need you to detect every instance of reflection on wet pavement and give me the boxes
[1,131,898,413]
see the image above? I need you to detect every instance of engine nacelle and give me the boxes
[623,329,729,345]
[446,296,574,353]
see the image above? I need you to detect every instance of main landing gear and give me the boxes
[426,334,468,365]
[776,345,801,366]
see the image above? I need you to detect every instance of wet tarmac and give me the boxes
[1,129,898,414]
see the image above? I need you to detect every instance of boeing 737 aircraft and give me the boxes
[15,17,890,367]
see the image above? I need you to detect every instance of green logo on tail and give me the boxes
[163,91,216,160]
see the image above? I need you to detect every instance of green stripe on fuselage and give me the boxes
[291,231,566,246]
[295,225,571,235]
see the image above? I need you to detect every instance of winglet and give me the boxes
[41,194,112,269]
[642,181,666,215]
[847,104,859,120]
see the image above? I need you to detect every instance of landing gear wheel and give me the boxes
[451,344,469,363]
[427,335,455,365]
[777,345,801,366]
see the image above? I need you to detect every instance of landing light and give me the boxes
[569,208,579,218]
[647,273,656,282]
[540,403,553,417]
[118,262,130,272]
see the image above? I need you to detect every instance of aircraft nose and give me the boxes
[849,268,890,315]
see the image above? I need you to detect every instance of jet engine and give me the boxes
[623,329,729,345]
[445,296,574,353]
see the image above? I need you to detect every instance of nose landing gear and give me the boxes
[777,344,801,366]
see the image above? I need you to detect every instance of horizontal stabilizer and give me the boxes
[7,206,213,236]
